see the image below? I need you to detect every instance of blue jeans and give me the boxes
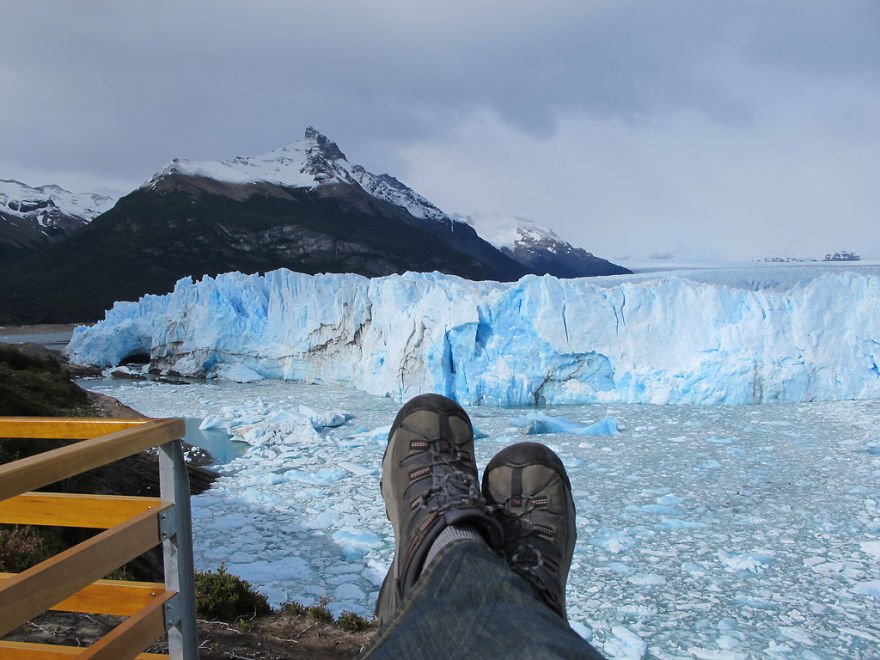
[361,540,604,659]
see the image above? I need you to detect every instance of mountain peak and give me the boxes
[0,178,115,224]
[147,126,356,190]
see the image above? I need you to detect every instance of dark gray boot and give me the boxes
[482,442,577,619]
[375,394,502,625]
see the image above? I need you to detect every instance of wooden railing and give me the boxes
[0,417,198,659]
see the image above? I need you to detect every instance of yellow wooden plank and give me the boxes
[0,417,148,440]
[80,590,173,660]
[0,641,167,658]
[0,492,162,528]
[0,504,168,637]
[0,418,184,502]
[0,574,166,617]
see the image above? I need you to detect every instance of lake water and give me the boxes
[81,377,880,658]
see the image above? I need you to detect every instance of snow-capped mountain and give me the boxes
[145,127,450,222]
[0,179,115,264]
[150,125,623,275]
[459,212,629,277]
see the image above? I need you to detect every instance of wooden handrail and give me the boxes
[0,418,184,501]
[81,590,173,660]
[0,641,167,658]
[0,503,170,637]
[0,416,196,657]
[0,417,149,439]
[0,492,163,528]
[0,573,166,617]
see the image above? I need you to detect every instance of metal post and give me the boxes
[158,439,199,659]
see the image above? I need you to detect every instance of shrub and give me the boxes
[194,563,271,621]
[337,610,373,632]
[281,600,308,616]
[0,525,57,572]
[307,596,333,623]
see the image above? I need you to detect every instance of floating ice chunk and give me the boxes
[298,404,351,429]
[215,363,265,383]
[627,573,666,586]
[719,550,774,573]
[306,510,340,530]
[199,414,229,431]
[338,461,377,477]
[582,417,620,436]
[284,467,349,484]
[333,582,366,600]
[656,494,685,506]
[607,562,634,575]
[604,625,647,659]
[698,459,723,469]
[688,648,747,660]
[707,435,737,444]
[630,504,682,515]
[570,620,592,641]
[346,425,391,445]
[866,443,880,455]
[510,412,619,436]
[682,561,707,576]
[332,529,382,561]
[779,626,814,646]
[617,604,657,619]
[658,518,707,530]
[590,529,636,554]
[851,580,880,596]
[264,409,308,426]
[859,540,880,558]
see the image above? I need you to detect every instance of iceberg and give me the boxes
[66,266,880,406]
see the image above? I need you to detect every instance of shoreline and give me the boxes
[0,323,82,335]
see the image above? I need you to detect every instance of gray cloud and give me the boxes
[2,0,878,258]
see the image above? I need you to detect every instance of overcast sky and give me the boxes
[2,1,878,261]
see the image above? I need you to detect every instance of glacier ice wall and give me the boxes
[66,267,880,405]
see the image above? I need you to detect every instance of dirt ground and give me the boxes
[6,610,375,659]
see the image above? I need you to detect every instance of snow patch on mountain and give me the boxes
[0,179,115,226]
[458,212,567,254]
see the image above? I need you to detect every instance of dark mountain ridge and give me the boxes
[0,174,527,323]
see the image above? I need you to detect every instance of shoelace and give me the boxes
[494,493,564,613]
[415,436,482,514]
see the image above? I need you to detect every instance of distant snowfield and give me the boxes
[82,378,880,659]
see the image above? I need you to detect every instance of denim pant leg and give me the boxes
[361,540,604,659]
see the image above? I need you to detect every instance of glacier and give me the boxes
[66,266,880,406]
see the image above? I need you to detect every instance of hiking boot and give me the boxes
[482,442,577,619]
[375,394,503,624]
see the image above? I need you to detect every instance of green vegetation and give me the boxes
[307,596,334,623]
[0,345,88,416]
[337,610,373,632]
[194,563,272,621]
